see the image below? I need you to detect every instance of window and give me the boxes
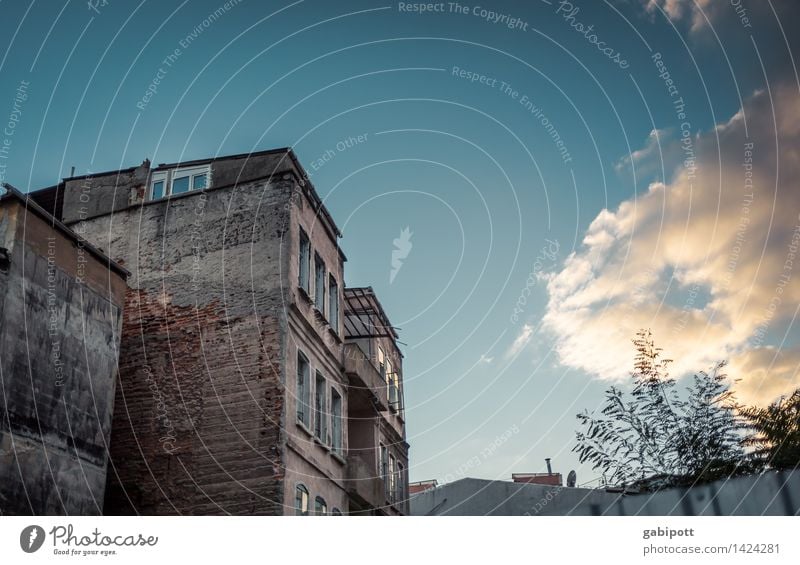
[379,443,388,494]
[314,372,327,443]
[314,253,325,313]
[328,275,339,332]
[297,352,310,428]
[298,228,310,294]
[389,369,401,411]
[398,462,405,507]
[149,165,210,200]
[151,176,165,200]
[378,347,386,381]
[295,484,309,516]
[388,454,397,504]
[332,508,342,516]
[331,389,342,454]
[314,496,327,515]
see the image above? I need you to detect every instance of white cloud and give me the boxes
[644,0,720,33]
[543,83,800,405]
[506,324,534,359]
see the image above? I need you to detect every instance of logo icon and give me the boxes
[20,525,45,553]
[390,227,413,284]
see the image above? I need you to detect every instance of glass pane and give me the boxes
[192,173,207,190]
[171,175,190,194]
[151,181,164,200]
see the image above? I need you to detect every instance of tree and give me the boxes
[741,388,800,471]
[573,330,746,491]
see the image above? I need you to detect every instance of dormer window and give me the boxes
[149,165,210,200]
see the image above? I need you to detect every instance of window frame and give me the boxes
[298,227,311,295]
[328,274,339,333]
[295,484,309,516]
[314,371,327,443]
[331,387,343,455]
[398,462,406,508]
[388,454,397,504]
[297,351,311,429]
[314,252,326,314]
[379,443,388,496]
[378,347,386,381]
[148,165,210,200]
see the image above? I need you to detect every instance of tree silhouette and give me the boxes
[574,330,746,490]
[741,389,800,471]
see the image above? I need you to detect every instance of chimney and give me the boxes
[545,458,552,475]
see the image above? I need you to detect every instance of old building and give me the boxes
[0,183,128,515]
[24,148,409,515]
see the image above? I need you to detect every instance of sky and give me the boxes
[1,0,798,487]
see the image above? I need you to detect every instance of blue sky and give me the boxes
[2,0,798,487]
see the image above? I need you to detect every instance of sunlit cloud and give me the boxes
[543,82,800,405]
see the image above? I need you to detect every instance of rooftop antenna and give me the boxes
[567,470,577,488]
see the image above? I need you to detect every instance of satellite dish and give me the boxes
[567,470,577,488]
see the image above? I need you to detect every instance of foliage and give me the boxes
[741,389,800,471]
[574,330,747,490]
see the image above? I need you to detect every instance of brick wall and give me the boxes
[75,176,292,515]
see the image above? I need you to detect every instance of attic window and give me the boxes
[149,165,210,200]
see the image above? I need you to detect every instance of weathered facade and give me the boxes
[0,184,128,515]
[23,148,408,515]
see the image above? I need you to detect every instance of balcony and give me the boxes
[343,343,388,412]
[345,452,386,512]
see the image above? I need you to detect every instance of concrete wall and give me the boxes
[74,174,291,515]
[410,478,622,516]
[61,163,150,224]
[0,198,126,515]
[411,472,800,516]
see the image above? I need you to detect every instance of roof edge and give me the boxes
[0,183,130,279]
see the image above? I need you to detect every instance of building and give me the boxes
[22,148,409,515]
[408,480,438,496]
[342,287,408,515]
[410,472,800,516]
[0,183,128,515]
